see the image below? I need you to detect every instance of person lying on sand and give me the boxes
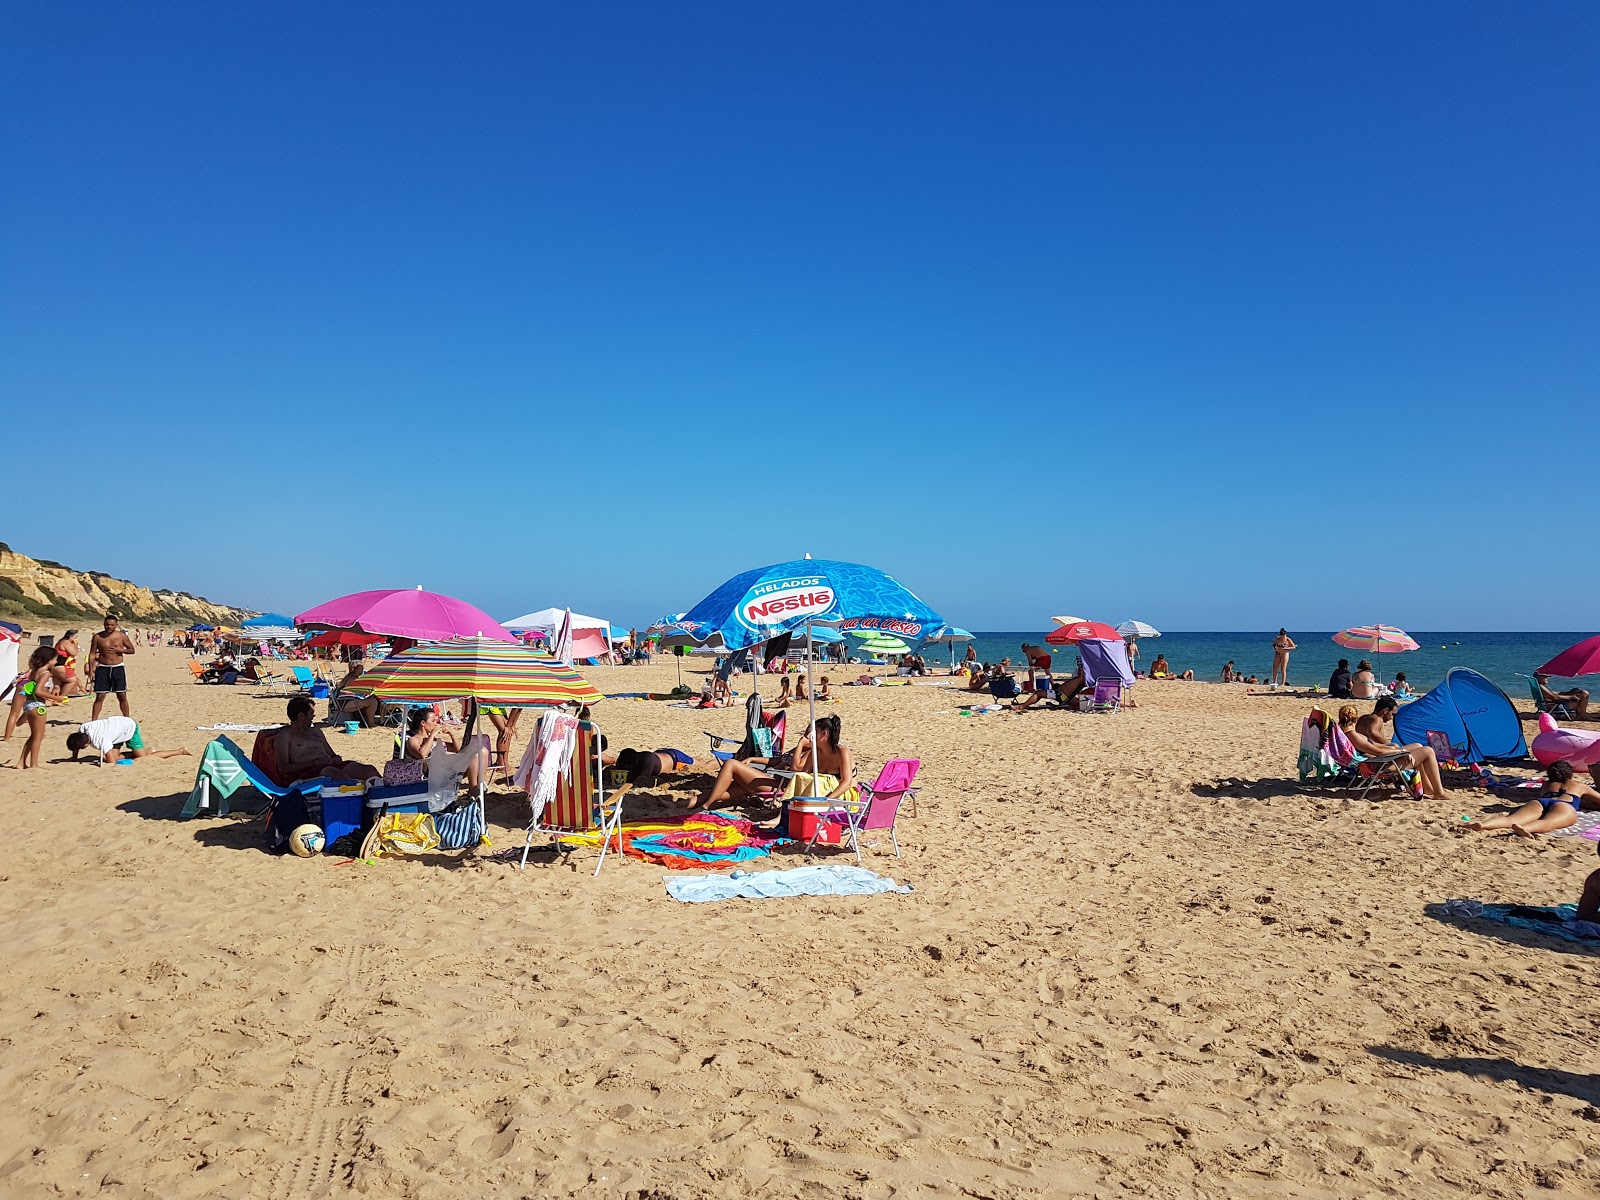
[613,747,698,790]
[1465,760,1599,836]
[67,716,193,766]
[1348,697,1450,800]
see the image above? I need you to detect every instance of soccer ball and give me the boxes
[289,824,326,857]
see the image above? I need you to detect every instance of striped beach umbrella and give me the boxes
[352,636,603,707]
[1333,624,1420,654]
[854,633,912,657]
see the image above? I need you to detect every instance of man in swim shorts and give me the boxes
[1010,643,1054,711]
[88,613,137,720]
[1535,673,1590,718]
[67,716,193,766]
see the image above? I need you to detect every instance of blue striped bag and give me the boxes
[433,799,485,850]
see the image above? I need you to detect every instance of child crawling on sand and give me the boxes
[1465,760,1600,836]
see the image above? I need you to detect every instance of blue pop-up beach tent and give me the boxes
[1394,667,1526,764]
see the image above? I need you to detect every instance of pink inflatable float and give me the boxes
[1531,713,1600,769]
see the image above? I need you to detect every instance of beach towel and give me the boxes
[182,737,258,818]
[517,712,579,820]
[1297,710,1340,781]
[1432,901,1600,943]
[665,864,914,903]
[551,812,789,870]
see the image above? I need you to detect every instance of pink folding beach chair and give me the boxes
[1088,679,1124,713]
[1425,729,1466,770]
[805,758,919,862]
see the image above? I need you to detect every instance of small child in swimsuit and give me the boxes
[17,646,57,769]
[1464,760,1600,836]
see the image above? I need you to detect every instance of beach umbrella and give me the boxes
[241,613,301,641]
[1536,634,1600,678]
[352,636,603,709]
[1049,615,1087,627]
[186,623,215,632]
[1115,620,1161,639]
[678,557,943,652]
[678,555,944,803]
[1333,624,1420,654]
[1046,620,1121,645]
[853,633,912,659]
[297,587,516,644]
[304,630,385,650]
[922,624,974,669]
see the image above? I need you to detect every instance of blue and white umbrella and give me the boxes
[241,613,301,641]
[678,557,943,652]
[678,556,943,801]
[921,624,974,668]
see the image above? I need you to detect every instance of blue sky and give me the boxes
[3,3,1596,631]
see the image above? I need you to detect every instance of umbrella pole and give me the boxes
[807,621,819,802]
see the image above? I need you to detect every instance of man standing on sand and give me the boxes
[88,613,136,720]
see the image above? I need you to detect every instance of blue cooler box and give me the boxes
[319,788,366,848]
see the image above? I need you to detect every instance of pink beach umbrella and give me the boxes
[1536,634,1600,678]
[1332,624,1420,654]
[296,587,517,644]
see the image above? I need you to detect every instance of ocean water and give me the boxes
[941,632,1597,695]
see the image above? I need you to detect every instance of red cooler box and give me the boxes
[787,799,843,845]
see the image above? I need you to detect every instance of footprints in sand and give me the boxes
[264,942,392,1195]
[268,1065,360,1199]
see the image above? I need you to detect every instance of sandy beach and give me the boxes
[1,643,1597,1198]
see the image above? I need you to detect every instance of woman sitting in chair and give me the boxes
[405,708,486,791]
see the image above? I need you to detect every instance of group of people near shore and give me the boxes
[3,614,191,770]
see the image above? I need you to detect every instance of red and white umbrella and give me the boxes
[1046,620,1121,645]
[1332,624,1420,654]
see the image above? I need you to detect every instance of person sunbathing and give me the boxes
[777,713,857,804]
[1148,654,1193,681]
[1535,673,1591,718]
[1349,697,1450,799]
[405,707,486,791]
[1465,759,1599,835]
[1350,660,1380,699]
[772,675,794,708]
[276,697,377,783]
[697,751,785,810]
[613,747,698,789]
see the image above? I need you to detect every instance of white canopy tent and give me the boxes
[502,607,615,660]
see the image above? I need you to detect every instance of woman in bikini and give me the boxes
[1271,629,1296,689]
[1465,759,1600,836]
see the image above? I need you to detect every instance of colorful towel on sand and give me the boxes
[1433,901,1600,943]
[558,813,790,870]
[665,864,915,903]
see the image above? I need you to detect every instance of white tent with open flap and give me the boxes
[502,607,614,662]
[0,620,21,700]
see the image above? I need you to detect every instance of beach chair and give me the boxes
[705,710,786,763]
[988,676,1020,701]
[290,666,317,693]
[520,717,624,876]
[186,659,207,682]
[1297,710,1411,798]
[181,734,325,819]
[1425,729,1467,770]
[1518,673,1573,719]
[1087,679,1125,714]
[804,758,920,862]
